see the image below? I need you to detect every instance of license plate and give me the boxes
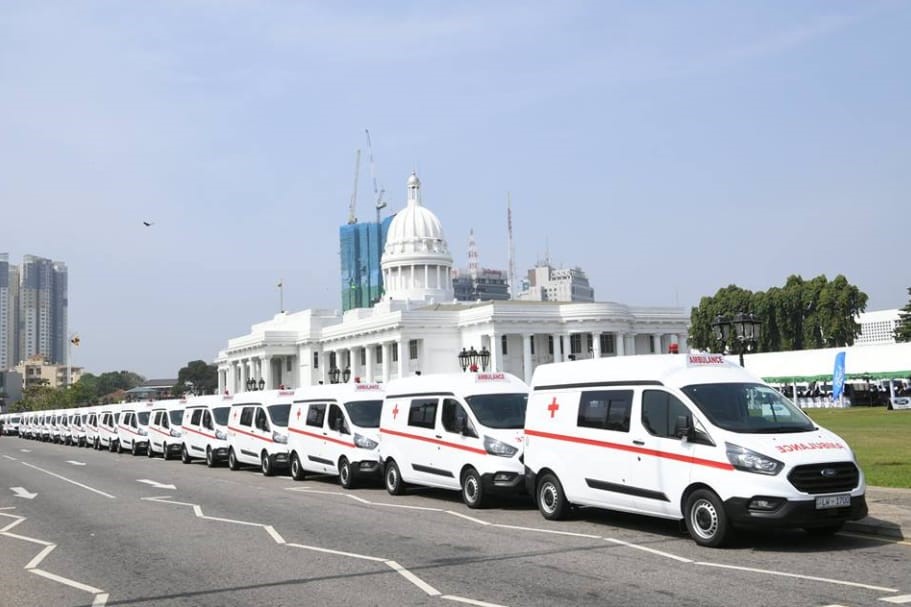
[815,494,851,509]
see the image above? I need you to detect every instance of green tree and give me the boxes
[172,360,218,396]
[896,287,911,342]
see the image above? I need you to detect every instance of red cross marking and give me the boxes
[547,397,560,419]
[233,411,238,420]
[296,408,302,420]
[392,404,400,420]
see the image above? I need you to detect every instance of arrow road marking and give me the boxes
[137,479,176,490]
[66,461,87,466]
[11,487,37,500]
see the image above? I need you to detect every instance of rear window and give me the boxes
[577,390,633,432]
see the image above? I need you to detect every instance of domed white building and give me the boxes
[216,172,690,391]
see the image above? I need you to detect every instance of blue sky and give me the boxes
[2,1,908,378]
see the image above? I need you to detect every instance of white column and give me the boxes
[397,340,406,378]
[382,342,391,383]
[552,334,562,363]
[592,332,601,359]
[522,334,533,384]
[218,369,225,395]
[627,333,637,355]
[488,334,498,372]
[616,332,625,356]
[365,344,374,383]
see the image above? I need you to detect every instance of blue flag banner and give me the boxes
[832,352,847,401]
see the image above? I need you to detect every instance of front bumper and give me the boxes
[724,494,868,529]
[352,459,383,480]
[481,470,526,495]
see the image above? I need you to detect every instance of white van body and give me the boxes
[226,390,293,476]
[83,408,100,448]
[525,354,868,547]
[97,404,123,450]
[116,401,154,455]
[147,399,187,460]
[287,382,385,488]
[378,372,529,508]
[180,394,233,466]
[2,413,21,436]
[68,411,86,446]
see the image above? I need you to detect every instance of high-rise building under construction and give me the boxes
[339,217,394,312]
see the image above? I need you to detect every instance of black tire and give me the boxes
[162,442,171,461]
[339,457,355,489]
[261,451,274,477]
[131,441,140,456]
[384,460,405,495]
[684,489,731,547]
[147,442,155,458]
[181,444,191,464]
[804,523,844,537]
[290,453,306,481]
[461,467,486,508]
[206,446,216,468]
[228,448,240,471]
[116,440,124,454]
[537,472,569,520]
[109,439,116,453]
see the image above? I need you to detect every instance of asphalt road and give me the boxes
[1,437,909,607]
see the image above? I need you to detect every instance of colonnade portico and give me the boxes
[218,353,298,394]
[316,339,405,386]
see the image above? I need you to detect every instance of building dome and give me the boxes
[381,172,454,303]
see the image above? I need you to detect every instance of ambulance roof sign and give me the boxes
[687,354,726,367]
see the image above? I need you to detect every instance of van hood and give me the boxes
[734,427,855,466]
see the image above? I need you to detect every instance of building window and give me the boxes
[392,342,398,363]
[375,345,383,364]
[530,336,535,355]
[360,348,366,365]
[501,335,508,355]
[286,357,293,372]
[329,352,337,369]
[600,333,615,354]
[409,339,419,360]
[570,334,582,355]
[313,352,319,369]
[548,335,554,355]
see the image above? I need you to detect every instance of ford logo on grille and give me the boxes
[820,468,837,478]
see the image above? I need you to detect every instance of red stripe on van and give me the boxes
[181,426,217,440]
[524,428,734,471]
[150,427,172,438]
[288,427,356,448]
[228,425,274,443]
[118,425,146,437]
[380,427,487,456]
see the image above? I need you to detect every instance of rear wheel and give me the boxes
[228,448,240,471]
[206,446,216,468]
[339,457,355,489]
[537,473,570,520]
[261,451,275,477]
[684,489,730,547]
[181,444,191,464]
[384,460,405,495]
[290,453,306,481]
[461,467,486,508]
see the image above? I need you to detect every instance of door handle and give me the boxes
[632,440,645,446]
[435,435,442,439]
[322,432,327,436]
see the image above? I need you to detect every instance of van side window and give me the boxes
[328,404,348,434]
[307,404,326,427]
[642,390,691,438]
[408,398,437,429]
[441,399,474,436]
[578,390,633,432]
[239,407,254,427]
[191,409,202,426]
[202,410,213,430]
[255,408,270,432]
[162,414,170,430]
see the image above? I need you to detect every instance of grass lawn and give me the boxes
[804,407,911,489]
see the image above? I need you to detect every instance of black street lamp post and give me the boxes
[711,312,762,367]
[342,367,352,383]
[329,367,341,384]
[457,346,492,372]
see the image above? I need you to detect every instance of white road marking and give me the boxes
[30,568,104,594]
[881,595,911,604]
[264,525,285,544]
[446,510,490,526]
[93,593,110,607]
[491,523,602,539]
[19,449,31,453]
[695,561,898,593]
[386,560,441,596]
[2,455,17,461]
[443,595,510,607]
[21,462,115,499]
[605,537,694,563]
[25,544,57,569]
[11,486,37,499]
[136,479,176,490]
[285,542,388,562]
[66,460,87,466]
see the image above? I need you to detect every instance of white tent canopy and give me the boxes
[736,342,911,383]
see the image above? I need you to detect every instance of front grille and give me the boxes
[788,462,859,494]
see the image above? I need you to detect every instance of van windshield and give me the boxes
[344,400,382,428]
[267,404,291,427]
[680,383,815,433]
[169,410,184,425]
[465,393,528,429]
[137,412,151,426]
[212,407,230,426]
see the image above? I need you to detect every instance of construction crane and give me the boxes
[365,129,387,223]
[347,149,361,224]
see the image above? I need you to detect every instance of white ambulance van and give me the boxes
[378,372,529,508]
[524,354,868,547]
[146,399,187,460]
[287,382,385,488]
[116,401,154,455]
[83,407,100,448]
[2,413,21,436]
[68,410,86,446]
[180,394,233,466]
[98,404,122,451]
[226,389,293,476]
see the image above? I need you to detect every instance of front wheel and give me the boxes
[228,448,240,471]
[261,452,275,476]
[181,445,191,464]
[131,441,139,456]
[684,489,731,547]
[537,473,569,520]
[206,446,216,468]
[385,460,405,495]
[339,457,356,489]
[461,467,486,509]
[290,453,306,481]
[162,442,171,461]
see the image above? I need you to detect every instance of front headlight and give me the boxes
[353,433,378,450]
[272,431,288,444]
[170,428,182,438]
[137,427,148,436]
[215,429,227,441]
[484,435,518,458]
[725,442,783,475]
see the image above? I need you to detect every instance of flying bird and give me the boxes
[143,221,154,227]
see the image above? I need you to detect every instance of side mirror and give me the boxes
[674,415,692,440]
